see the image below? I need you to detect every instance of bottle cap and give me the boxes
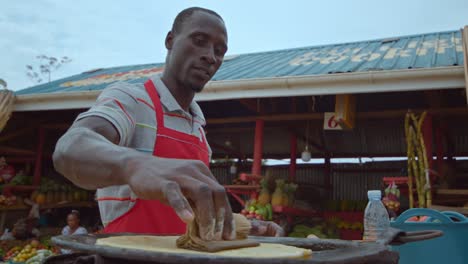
[367,190,382,200]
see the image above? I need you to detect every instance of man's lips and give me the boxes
[193,67,211,78]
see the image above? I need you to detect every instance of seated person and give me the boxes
[60,210,87,254]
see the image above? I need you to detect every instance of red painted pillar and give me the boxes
[252,119,264,176]
[289,132,297,182]
[33,127,45,186]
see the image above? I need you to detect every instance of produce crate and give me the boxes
[390,208,468,264]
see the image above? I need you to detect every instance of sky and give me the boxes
[1,0,468,91]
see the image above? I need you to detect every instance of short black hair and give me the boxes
[172,7,223,34]
[69,210,80,219]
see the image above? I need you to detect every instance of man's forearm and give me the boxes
[53,127,142,190]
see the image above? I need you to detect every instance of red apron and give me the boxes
[103,79,210,234]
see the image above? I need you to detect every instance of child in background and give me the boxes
[60,210,87,254]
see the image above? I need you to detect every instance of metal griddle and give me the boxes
[50,228,442,264]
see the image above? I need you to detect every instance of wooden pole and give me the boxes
[33,127,45,186]
[461,26,468,104]
[289,132,297,182]
[252,119,264,176]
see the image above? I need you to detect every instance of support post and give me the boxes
[252,119,264,176]
[289,132,297,182]
[33,127,45,186]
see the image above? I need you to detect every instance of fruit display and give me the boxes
[271,179,285,207]
[257,178,271,205]
[383,182,401,212]
[231,177,248,185]
[288,223,339,239]
[0,194,17,206]
[31,178,91,205]
[2,240,56,263]
[0,157,16,183]
[240,199,273,221]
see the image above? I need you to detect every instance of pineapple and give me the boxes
[258,178,271,205]
[281,183,290,206]
[271,179,285,207]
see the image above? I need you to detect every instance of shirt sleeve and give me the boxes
[61,226,69,236]
[75,82,139,146]
[75,227,88,235]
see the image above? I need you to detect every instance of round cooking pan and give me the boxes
[52,234,396,264]
[51,228,441,264]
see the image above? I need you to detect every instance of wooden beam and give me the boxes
[207,107,468,125]
[462,26,468,104]
[239,98,265,114]
[0,146,35,156]
[209,141,244,159]
[0,126,35,143]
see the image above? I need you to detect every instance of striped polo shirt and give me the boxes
[75,73,212,226]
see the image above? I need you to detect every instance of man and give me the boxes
[53,7,283,241]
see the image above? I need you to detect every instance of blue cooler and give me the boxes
[390,208,468,264]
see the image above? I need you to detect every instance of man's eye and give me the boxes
[194,37,206,45]
[215,48,225,57]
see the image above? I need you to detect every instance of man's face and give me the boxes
[67,214,79,229]
[166,11,228,92]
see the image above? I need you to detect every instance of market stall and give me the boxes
[0,28,466,262]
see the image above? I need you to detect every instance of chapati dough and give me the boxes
[176,213,257,252]
[96,235,312,259]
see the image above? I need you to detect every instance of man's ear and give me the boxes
[165,31,174,50]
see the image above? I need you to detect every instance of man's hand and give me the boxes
[125,156,235,241]
[249,219,284,237]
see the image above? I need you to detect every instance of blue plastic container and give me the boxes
[390,208,468,264]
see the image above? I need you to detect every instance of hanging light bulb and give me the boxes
[229,162,237,175]
[301,145,311,162]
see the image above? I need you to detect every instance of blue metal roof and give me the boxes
[16,30,464,95]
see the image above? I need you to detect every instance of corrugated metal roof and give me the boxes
[16,30,464,96]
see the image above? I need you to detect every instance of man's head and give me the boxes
[67,210,80,229]
[164,7,227,93]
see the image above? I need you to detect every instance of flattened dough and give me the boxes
[96,236,312,259]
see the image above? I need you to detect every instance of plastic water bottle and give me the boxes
[363,190,390,241]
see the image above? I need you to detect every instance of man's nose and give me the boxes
[201,46,216,64]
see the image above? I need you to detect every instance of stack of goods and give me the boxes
[288,222,339,239]
[323,200,366,240]
[0,157,16,183]
[1,239,58,263]
[271,179,298,207]
[382,182,401,214]
[0,194,17,207]
[240,199,273,221]
[239,178,299,221]
[231,176,248,185]
[30,178,92,205]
